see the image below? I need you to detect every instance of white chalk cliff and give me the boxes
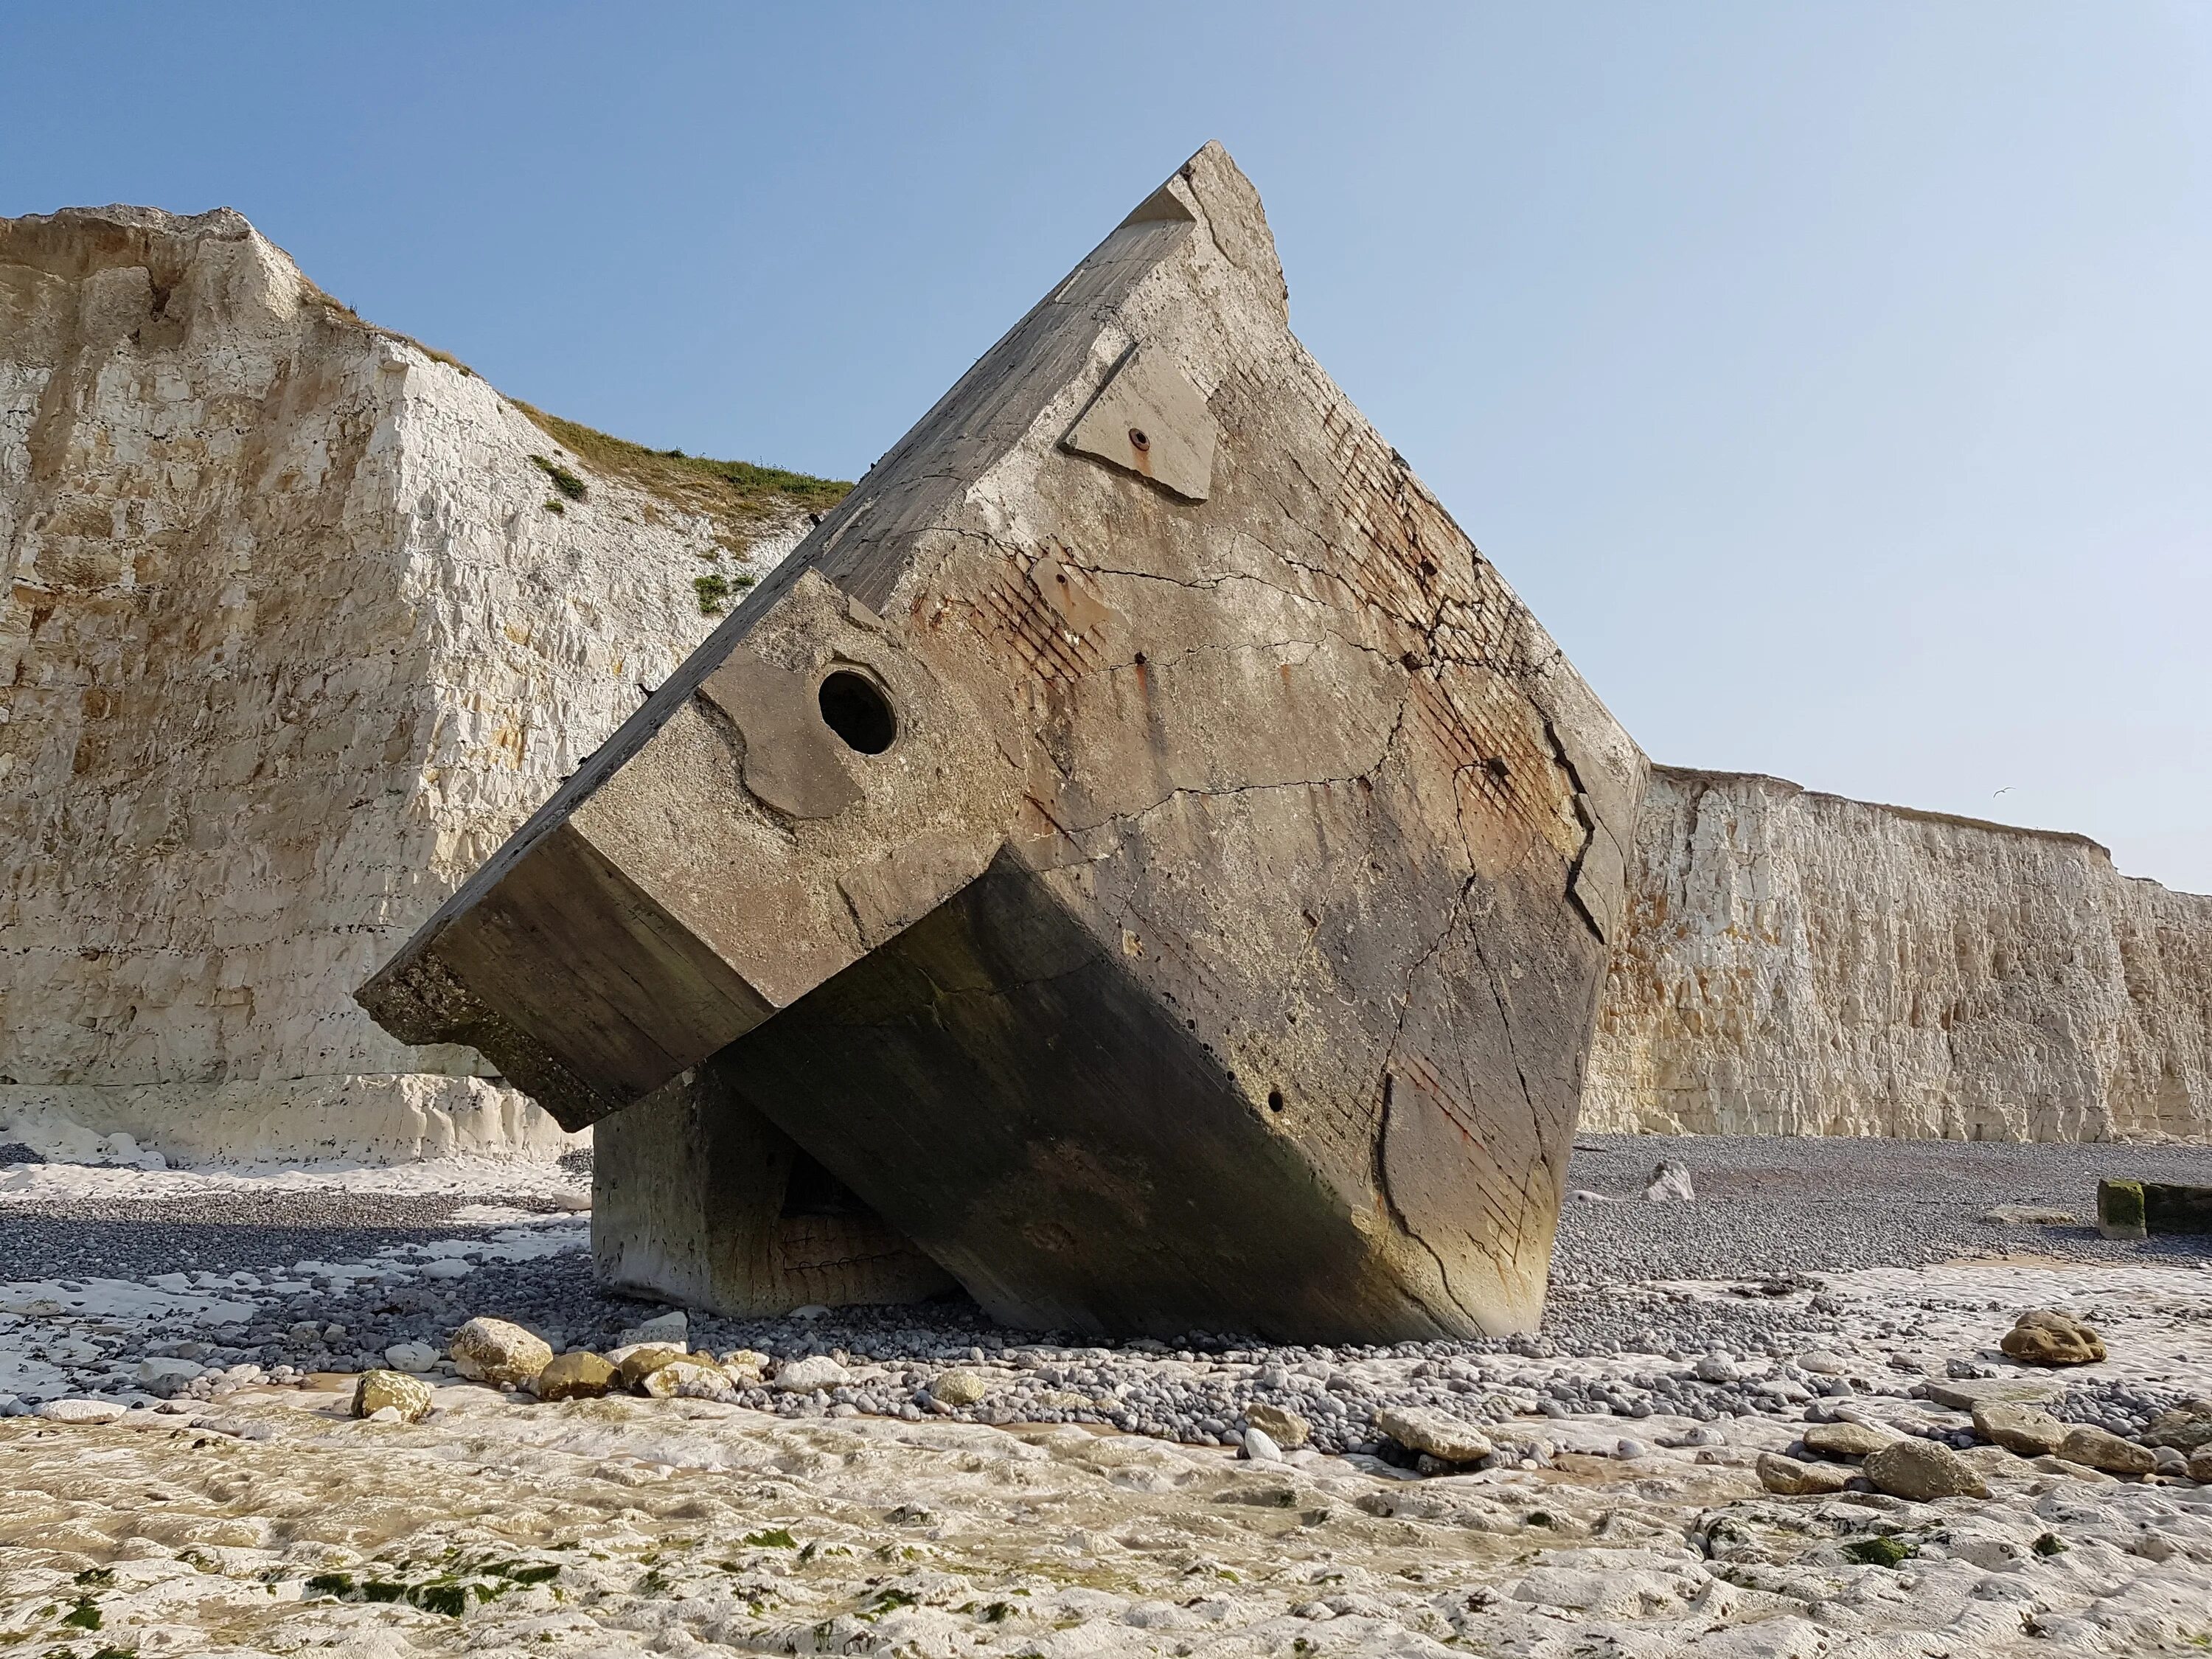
[1584,766,2212,1141]
[0,205,819,1163]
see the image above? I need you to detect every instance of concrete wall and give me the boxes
[0,205,802,1163]
[1585,765,2212,1142]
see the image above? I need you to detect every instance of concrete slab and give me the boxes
[358,142,1645,1340]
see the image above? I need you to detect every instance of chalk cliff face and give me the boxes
[0,205,811,1163]
[1585,766,2212,1142]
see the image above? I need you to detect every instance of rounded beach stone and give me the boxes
[1972,1401,2068,1457]
[1863,1436,1989,1500]
[534,1351,618,1402]
[383,1341,438,1374]
[1245,1402,1310,1447]
[352,1369,432,1423]
[2056,1425,2154,1475]
[450,1317,553,1389]
[641,1359,735,1401]
[928,1368,989,1406]
[1756,1452,1850,1495]
[1692,1351,1739,1382]
[1374,1405,1492,1466]
[719,1349,770,1382]
[773,1355,850,1394]
[615,1343,690,1389]
[1801,1420,1893,1460]
[2140,1401,2212,1453]
[1999,1311,2105,1368]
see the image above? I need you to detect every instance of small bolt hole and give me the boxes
[1267,1089,1285,1113]
[1127,427,1150,451]
[818,670,897,754]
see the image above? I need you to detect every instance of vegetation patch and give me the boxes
[530,454,589,501]
[302,1557,560,1618]
[515,403,849,549]
[694,568,759,616]
[860,1588,918,1622]
[1843,1535,1916,1568]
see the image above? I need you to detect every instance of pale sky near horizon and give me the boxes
[7,4,2209,891]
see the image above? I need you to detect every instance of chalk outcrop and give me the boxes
[1585,766,2212,1141]
[0,204,820,1164]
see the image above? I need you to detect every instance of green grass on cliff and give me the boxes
[514,402,851,543]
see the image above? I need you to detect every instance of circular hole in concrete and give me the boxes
[1267,1089,1285,1113]
[818,670,897,754]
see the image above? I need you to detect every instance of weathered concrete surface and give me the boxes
[361,144,1647,1340]
[593,1053,954,1313]
[0,204,811,1163]
[2097,1178,2212,1238]
[1585,765,2212,1141]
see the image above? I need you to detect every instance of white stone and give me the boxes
[771,1356,849,1394]
[383,1343,438,1373]
[1242,1427,1284,1462]
[37,1397,125,1424]
[1643,1160,1695,1202]
[1374,1405,1492,1464]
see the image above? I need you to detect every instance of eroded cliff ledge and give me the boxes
[0,204,841,1162]
[1585,765,2212,1142]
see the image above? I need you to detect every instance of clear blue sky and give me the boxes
[8,3,2208,889]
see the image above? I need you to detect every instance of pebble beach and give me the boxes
[4,1134,2211,1655]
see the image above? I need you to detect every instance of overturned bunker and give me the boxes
[358,144,1645,1341]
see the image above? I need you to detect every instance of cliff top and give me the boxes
[1652,762,2115,858]
[1,203,853,549]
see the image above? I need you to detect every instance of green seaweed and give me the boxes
[1843,1535,1916,1568]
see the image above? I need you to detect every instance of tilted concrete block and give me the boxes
[359,142,1646,1340]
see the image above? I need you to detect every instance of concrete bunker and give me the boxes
[358,142,1646,1341]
